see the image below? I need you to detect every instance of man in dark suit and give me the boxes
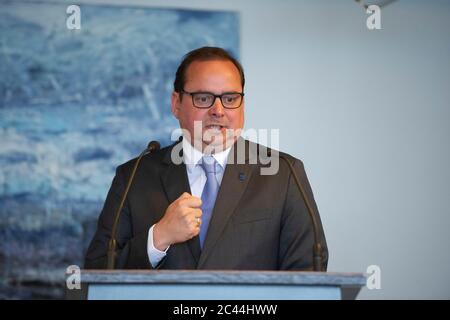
[85,47,328,270]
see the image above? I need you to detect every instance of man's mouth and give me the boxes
[205,124,226,130]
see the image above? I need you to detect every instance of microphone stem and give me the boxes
[107,147,151,269]
[280,156,324,272]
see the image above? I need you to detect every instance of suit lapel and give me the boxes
[160,142,201,264]
[197,138,255,268]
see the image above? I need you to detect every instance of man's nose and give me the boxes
[209,97,225,117]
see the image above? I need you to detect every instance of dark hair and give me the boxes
[173,46,245,93]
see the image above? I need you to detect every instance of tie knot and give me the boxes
[200,155,217,174]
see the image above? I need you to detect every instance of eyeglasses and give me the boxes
[181,90,244,109]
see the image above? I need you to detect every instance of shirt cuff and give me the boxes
[147,224,169,268]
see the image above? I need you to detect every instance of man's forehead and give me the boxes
[184,60,242,90]
[186,59,240,76]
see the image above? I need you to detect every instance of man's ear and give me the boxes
[171,91,181,119]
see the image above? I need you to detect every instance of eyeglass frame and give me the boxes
[180,89,245,109]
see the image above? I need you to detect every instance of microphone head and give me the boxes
[147,140,161,152]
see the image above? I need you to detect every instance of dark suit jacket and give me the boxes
[84,138,328,270]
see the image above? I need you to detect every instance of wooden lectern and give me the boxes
[67,270,366,300]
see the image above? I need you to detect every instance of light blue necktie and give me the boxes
[199,155,219,248]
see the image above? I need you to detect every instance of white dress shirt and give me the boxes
[147,138,232,267]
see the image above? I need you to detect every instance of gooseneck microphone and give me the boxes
[107,140,161,269]
[278,154,325,272]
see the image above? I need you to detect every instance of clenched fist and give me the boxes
[153,192,202,251]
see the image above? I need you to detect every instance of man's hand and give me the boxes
[153,192,202,251]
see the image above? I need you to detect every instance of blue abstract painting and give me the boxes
[0,0,239,298]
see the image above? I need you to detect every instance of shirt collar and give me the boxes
[182,138,232,173]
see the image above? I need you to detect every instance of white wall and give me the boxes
[65,0,450,299]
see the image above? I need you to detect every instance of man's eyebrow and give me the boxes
[188,90,243,94]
